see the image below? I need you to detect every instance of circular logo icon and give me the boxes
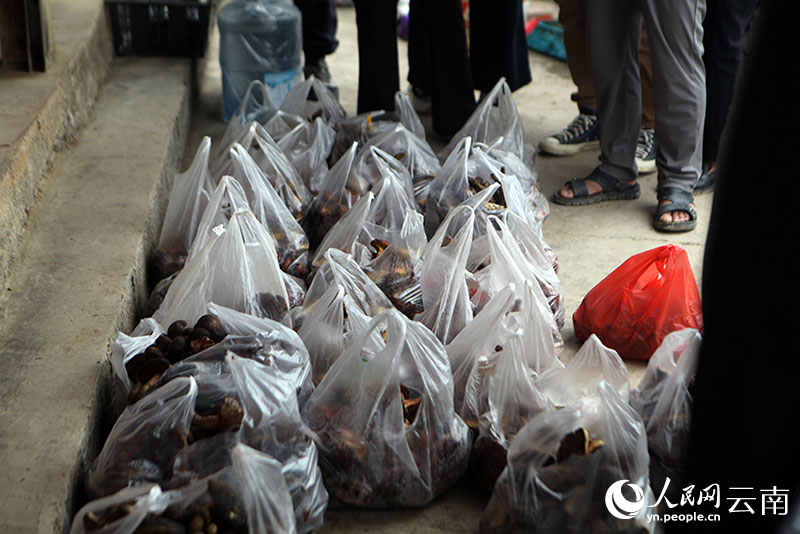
[605,479,645,520]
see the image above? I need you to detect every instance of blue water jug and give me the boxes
[218,0,302,122]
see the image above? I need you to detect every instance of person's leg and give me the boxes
[700,0,757,178]
[554,0,641,202]
[421,0,475,135]
[585,0,641,182]
[407,0,429,92]
[294,0,339,76]
[468,0,532,93]
[639,0,706,227]
[638,25,655,130]
[634,23,659,174]
[557,0,596,114]
[406,0,432,115]
[352,0,400,114]
[539,0,600,157]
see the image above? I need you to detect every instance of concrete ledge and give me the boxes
[0,0,114,294]
[0,56,193,534]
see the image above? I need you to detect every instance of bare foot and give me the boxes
[657,199,696,224]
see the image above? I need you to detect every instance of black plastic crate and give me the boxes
[106,0,212,57]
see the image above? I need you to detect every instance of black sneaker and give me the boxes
[538,113,599,155]
[304,57,332,84]
[635,128,657,174]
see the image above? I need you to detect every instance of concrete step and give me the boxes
[0,52,195,534]
[0,0,116,294]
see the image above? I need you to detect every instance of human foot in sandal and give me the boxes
[654,187,697,232]
[553,167,640,206]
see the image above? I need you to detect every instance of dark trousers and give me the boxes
[294,0,338,62]
[468,0,532,93]
[702,0,757,163]
[353,0,400,114]
[407,0,475,134]
[677,2,800,533]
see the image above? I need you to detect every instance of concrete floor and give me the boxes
[182,3,711,532]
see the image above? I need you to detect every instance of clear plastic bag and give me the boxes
[536,334,630,408]
[355,147,418,251]
[231,443,299,534]
[172,301,314,405]
[110,318,166,414]
[447,285,518,428]
[280,75,347,126]
[351,142,416,195]
[218,80,276,158]
[74,443,300,534]
[471,215,565,353]
[115,350,324,532]
[249,130,312,220]
[175,444,297,534]
[301,141,361,249]
[424,136,473,238]
[153,209,290,329]
[213,121,261,180]
[504,212,563,324]
[297,249,393,383]
[415,205,475,344]
[167,353,325,533]
[440,77,534,167]
[362,209,427,318]
[480,381,654,533]
[487,144,549,224]
[394,91,426,140]
[263,109,306,140]
[630,328,701,494]
[448,282,560,430]
[189,175,251,263]
[275,116,336,194]
[466,145,540,234]
[228,143,310,278]
[309,190,374,274]
[414,206,475,344]
[69,484,167,534]
[151,137,215,281]
[352,123,440,210]
[328,110,399,165]
[86,377,199,497]
[470,329,555,494]
[301,309,471,507]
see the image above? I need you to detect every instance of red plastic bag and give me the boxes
[573,244,703,360]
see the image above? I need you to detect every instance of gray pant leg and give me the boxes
[640,0,706,194]
[585,0,642,182]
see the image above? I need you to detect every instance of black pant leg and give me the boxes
[353,0,400,113]
[702,0,757,163]
[294,0,339,62]
[468,0,532,92]
[422,0,475,134]
[407,0,430,92]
